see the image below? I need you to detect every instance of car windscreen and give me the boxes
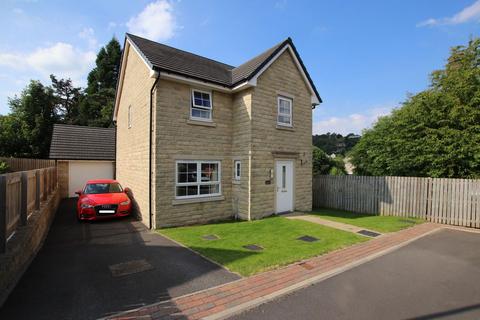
[84,183,123,194]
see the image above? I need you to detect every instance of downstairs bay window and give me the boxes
[175,161,221,199]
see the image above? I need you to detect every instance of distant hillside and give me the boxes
[312,133,360,155]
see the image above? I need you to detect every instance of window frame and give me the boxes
[234,160,241,181]
[175,160,222,199]
[191,89,213,122]
[277,96,293,127]
[128,105,132,129]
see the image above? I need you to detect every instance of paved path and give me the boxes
[0,199,239,320]
[285,214,382,236]
[232,228,480,320]
[108,223,440,320]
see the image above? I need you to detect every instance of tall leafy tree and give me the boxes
[350,38,480,178]
[8,80,57,157]
[50,75,82,124]
[79,37,121,127]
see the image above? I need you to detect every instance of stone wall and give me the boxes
[250,50,313,218]
[0,189,60,306]
[115,44,156,225]
[154,80,234,227]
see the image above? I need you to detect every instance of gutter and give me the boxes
[149,71,160,230]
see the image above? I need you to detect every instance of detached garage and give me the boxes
[49,124,116,198]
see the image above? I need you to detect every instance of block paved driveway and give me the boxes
[232,228,480,320]
[0,198,239,320]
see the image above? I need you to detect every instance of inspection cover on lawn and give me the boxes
[243,244,264,251]
[357,230,381,237]
[109,259,154,277]
[297,235,319,242]
[202,234,220,240]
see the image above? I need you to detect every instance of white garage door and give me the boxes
[68,161,115,197]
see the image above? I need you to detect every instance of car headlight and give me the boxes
[120,200,130,206]
[81,203,94,209]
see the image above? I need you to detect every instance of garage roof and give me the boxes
[49,124,115,160]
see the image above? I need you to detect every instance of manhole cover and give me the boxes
[357,230,381,237]
[109,259,154,277]
[202,234,219,240]
[399,219,416,224]
[243,244,263,251]
[297,235,319,242]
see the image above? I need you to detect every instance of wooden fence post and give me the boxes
[35,170,40,210]
[0,175,6,253]
[20,171,28,226]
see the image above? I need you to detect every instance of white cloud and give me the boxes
[127,0,177,41]
[313,107,392,135]
[0,42,96,84]
[78,27,98,49]
[417,1,480,27]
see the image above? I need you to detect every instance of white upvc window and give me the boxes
[175,160,221,199]
[277,96,292,126]
[191,89,212,121]
[234,160,241,181]
[128,105,132,128]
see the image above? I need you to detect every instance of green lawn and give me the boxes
[159,217,367,276]
[311,208,424,233]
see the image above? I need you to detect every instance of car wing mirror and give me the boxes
[75,190,83,196]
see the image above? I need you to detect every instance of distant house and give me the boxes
[49,124,116,198]
[114,33,322,228]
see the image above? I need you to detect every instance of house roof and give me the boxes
[125,34,321,103]
[49,124,115,160]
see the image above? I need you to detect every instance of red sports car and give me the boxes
[76,179,132,221]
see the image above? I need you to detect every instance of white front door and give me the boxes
[276,160,294,213]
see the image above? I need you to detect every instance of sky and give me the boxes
[0,0,479,135]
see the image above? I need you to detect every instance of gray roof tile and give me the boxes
[49,124,115,160]
[126,34,321,103]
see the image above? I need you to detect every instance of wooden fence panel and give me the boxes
[6,172,21,238]
[313,175,480,229]
[0,157,55,172]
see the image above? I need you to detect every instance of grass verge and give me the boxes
[159,217,367,276]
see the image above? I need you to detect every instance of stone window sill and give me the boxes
[172,195,225,205]
[232,180,241,185]
[276,125,295,131]
[187,119,217,127]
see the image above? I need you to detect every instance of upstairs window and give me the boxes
[191,89,212,121]
[128,105,132,128]
[277,96,292,126]
[234,160,241,181]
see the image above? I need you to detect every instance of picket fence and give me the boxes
[313,175,480,228]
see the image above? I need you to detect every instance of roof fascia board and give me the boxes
[113,37,155,121]
[159,72,234,93]
[248,44,320,105]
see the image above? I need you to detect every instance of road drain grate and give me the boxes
[243,244,264,251]
[109,259,154,277]
[202,234,220,240]
[297,235,319,242]
[357,230,381,237]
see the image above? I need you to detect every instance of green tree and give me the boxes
[350,38,480,178]
[50,75,82,124]
[79,38,121,127]
[0,114,30,157]
[312,146,346,176]
[8,80,57,158]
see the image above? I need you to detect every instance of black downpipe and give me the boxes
[149,73,160,229]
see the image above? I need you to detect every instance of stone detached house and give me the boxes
[114,33,322,228]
